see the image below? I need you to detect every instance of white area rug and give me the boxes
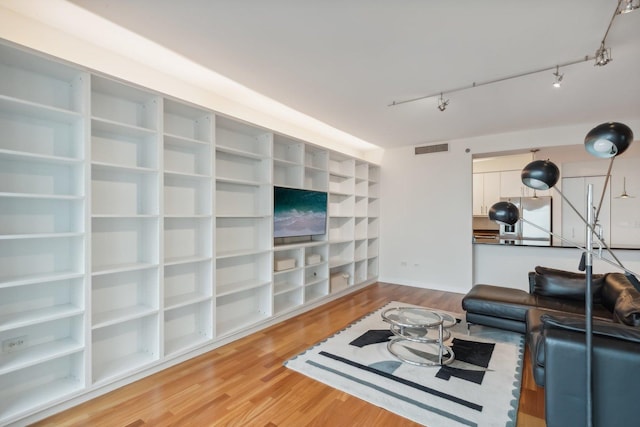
[285,301,524,427]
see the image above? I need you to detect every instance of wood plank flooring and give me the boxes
[33,282,545,426]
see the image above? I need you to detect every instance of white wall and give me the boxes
[379,141,473,294]
[380,120,640,294]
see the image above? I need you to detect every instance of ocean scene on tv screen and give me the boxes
[274,187,327,238]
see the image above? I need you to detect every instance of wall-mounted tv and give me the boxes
[274,186,328,239]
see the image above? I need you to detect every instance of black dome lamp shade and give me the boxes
[488,201,519,226]
[521,159,560,190]
[584,122,633,159]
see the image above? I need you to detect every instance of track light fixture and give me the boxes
[552,66,563,88]
[618,0,640,14]
[437,93,449,111]
[389,1,628,108]
[594,42,612,66]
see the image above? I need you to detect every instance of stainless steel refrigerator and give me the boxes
[499,196,552,242]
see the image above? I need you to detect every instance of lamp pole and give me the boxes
[585,184,594,427]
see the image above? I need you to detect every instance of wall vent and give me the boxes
[415,143,449,155]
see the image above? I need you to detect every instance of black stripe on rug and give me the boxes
[318,350,483,412]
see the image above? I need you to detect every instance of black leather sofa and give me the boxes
[462,266,640,427]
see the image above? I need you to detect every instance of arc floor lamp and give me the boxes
[488,122,637,427]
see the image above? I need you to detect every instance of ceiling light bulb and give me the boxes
[593,138,614,153]
[619,0,640,14]
[552,66,563,88]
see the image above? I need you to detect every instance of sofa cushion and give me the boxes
[462,284,537,322]
[542,313,640,343]
[532,266,604,302]
[613,288,640,326]
[602,272,638,313]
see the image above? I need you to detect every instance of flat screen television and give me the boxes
[273,187,328,238]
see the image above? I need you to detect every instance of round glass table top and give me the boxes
[381,307,456,329]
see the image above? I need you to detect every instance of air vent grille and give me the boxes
[415,143,449,155]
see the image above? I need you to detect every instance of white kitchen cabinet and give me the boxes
[0,41,380,425]
[473,172,500,216]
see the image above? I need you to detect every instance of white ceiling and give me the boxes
[65,1,640,150]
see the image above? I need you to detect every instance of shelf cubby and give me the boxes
[368,197,380,217]
[91,75,158,131]
[91,118,157,170]
[0,352,84,423]
[91,314,159,384]
[216,217,271,257]
[0,108,83,159]
[355,162,369,181]
[355,178,368,197]
[329,240,354,269]
[354,238,368,262]
[305,146,328,170]
[216,149,270,184]
[216,252,271,297]
[304,280,329,303]
[355,196,368,218]
[368,165,380,183]
[354,259,367,285]
[329,173,354,195]
[329,154,355,178]
[164,136,212,177]
[273,135,304,188]
[274,268,303,296]
[273,287,303,315]
[0,44,85,113]
[329,216,354,242]
[164,174,211,217]
[354,217,368,240]
[0,236,83,286]
[215,116,271,158]
[164,260,212,310]
[367,257,379,280]
[368,180,380,198]
[329,193,354,217]
[304,167,328,192]
[91,165,158,216]
[163,99,213,143]
[91,268,158,329]
[329,263,354,288]
[367,237,379,259]
[91,217,159,274]
[164,301,212,356]
[0,277,83,332]
[368,217,380,239]
[164,217,212,264]
[0,315,84,375]
[0,197,83,235]
[216,284,271,337]
[0,156,83,197]
[216,181,270,217]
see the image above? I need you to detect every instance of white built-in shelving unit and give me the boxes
[215,116,273,337]
[0,40,380,426]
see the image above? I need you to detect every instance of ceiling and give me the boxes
[60,1,640,149]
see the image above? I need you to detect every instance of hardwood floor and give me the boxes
[34,282,545,426]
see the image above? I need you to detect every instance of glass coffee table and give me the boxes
[381,307,456,367]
